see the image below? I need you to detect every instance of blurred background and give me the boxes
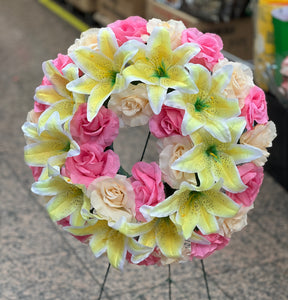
[0,0,287,299]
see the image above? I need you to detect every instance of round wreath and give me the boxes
[22,17,276,269]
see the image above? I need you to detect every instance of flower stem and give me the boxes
[140,131,151,162]
[168,264,172,300]
[97,263,111,300]
[201,259,211,300]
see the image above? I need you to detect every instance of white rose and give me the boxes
[159,136,196,188]
[240,121,277,167]
[142,18,186,49]
[108,84,153,127]
[213,58,254,109]
[87,175,135,224]
[217,205,254,238]
[68,28,100,54]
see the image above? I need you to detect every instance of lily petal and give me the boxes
[98,27,118,60]
[69,47,113,80]
[211,65,233,94]
[156,218,184,258]
[87,82,113,121]
[226,144,263,164]
[197,207,219,235]
[172,43,200,66]
[45,187,83,222]
[172,144,207,173]
[212,153,246,192]
[107,230,127,269]
[42,60,70,98]
[204,189,240,218]
[35,85,65,105]
[186,63,211,92]
[147,85,167,114]
[150,189,182,218]
[178,195,200,239]
[66,74,97,94]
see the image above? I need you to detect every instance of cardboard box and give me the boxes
[96,0,146,22]
[65,0,98,13]
[146,0,253,60]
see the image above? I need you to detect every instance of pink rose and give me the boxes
[61,143,120,187]
[126,251,161,266]
[34,54,73,113]
[191,233,230,259]
[30,166,43,181]
[241,86,268,130]
[108,16,148,46]
[226,163,264,207]
[131,162,165,222]
[70,104,119,148]
[149,105,185,138]
[181,28,224,71]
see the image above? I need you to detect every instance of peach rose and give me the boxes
[68,28,100,54]
[108,84,152,127]
[142,18,186,49]
[88,175,135,224]
[240,121,277,166]
[159,136,196,189]
[217,205,254,238]
[27,109,41,124]
[213,59,254,109]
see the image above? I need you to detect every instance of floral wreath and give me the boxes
[22,17,277,269]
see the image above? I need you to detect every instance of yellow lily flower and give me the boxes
[22,112,79,170]
[35,61,85,132]
[123,27,200,114]
[149,181,240,237]
[172,118,263,192]
[165,64,240,142]
[119,215,184,261]
[32,174,89,226]
[65,219,151,269]
[66,28,139,121]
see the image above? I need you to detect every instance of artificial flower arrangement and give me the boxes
[22,17,277,270]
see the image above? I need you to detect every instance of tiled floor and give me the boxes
[0,1,287,299]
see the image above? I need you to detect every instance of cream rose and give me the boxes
[213,59,254,109]
[87,175,135,224]
[240,121,277,167]
[108,84,153,127]
[68,28,100,54]
[27,109,41,124]
[142,18,186,49]
[217,205,254,238]
[159,136,196,188]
